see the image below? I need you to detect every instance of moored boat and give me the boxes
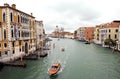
[85,41,90,44]
[48,63,61,75]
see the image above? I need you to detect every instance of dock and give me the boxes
[23,54,38,60]
[4,60,26,68]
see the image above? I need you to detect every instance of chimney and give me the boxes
[4,3,9,7]
[12,4,16,9]
[31,13,33,16]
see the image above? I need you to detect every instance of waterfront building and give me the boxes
[93,25,101,44]
[35,20,45,50]
[99,21,119,47]
[64,32,74,39]
[85,27,95,42]
[74,30,77,39]
[0,3,36,62]
[76,27,86,42]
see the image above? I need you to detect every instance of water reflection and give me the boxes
[49,74,59,79]
[1,38,120,79]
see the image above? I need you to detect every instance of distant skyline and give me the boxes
[1,0,120,33]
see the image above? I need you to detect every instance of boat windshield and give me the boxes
[52,66,58,69]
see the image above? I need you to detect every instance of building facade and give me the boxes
[93,25,101,44]
[99,22,119,46]
[35,20,45,50]
[0,3,36,62]
[76,27,86,41]
[85,27,94,42]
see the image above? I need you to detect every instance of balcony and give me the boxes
[22,37,30,40]
[11,37,15,41]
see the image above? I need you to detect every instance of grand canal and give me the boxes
[1,38,120,79]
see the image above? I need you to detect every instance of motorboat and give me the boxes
[61,48,65,51]
[85,41,90,44]
[48,63,61,75]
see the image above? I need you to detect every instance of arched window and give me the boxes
[3,13,6,22]
[4,29,6,39]
[10,12,13,22]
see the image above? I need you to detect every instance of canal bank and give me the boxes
[0,38,120,79]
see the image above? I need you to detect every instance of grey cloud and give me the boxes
[44,0,102,33]
[49,1,101,22]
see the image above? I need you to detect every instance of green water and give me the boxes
[0,38,120,79]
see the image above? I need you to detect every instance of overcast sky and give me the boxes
[1,0,120,33]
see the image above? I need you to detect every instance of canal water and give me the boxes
[1,38,120,79]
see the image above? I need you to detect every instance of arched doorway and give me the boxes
[25,42,28,54]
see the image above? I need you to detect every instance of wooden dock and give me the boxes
[4,60,26,68]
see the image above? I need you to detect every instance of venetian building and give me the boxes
[93,25,101,44]
[0,3,35,62]
[77,27,86,42]
[98,21,119,47]
[85,27,95,42]
[35,20,45,50]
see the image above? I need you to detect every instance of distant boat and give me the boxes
[48,63,61,75]
[61,48,65,51]
[85,41,90,44]
[40,52,48,57]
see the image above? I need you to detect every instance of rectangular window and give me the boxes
[19,41,21,45]
[29,45,30,49]
[116,29,118,32]
[97,34,99,36]
[13,50,15,54]
[109,29,111,32]
[18,15,20,23]
[0,51,1,57]
[19,48,21,52]
[19,31,20,37]
[22,46,24,52]
[5,51,8,55]
[12,42,14,47]
[115,34,117,39]
[11,30,14,37]
[4,29,6,39]
[10,13,13,22]
[4,43,7,47]
[109,35,111,38]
